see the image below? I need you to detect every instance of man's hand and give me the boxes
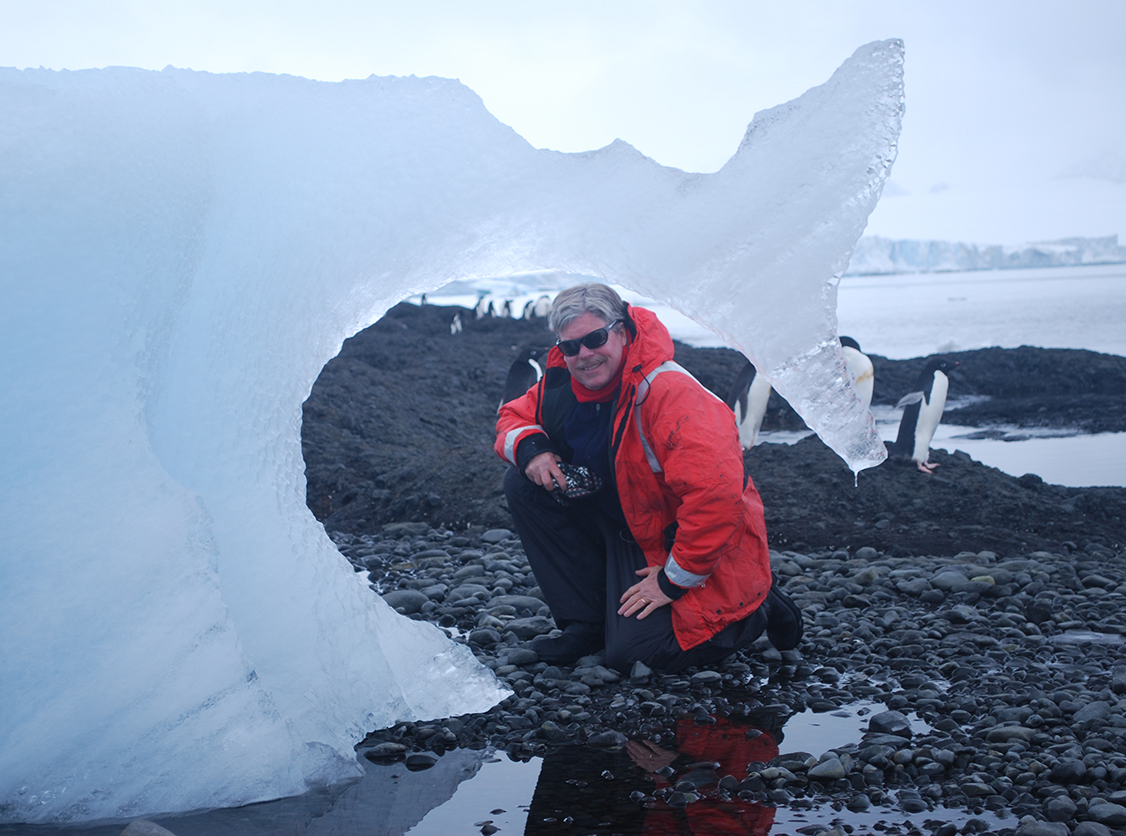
[619,565,672,619]
[524,451,567,491]
[627,739,678,774]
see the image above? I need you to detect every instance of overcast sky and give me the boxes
[3,0,1124,245]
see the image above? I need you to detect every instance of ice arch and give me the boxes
[0,40,902,822]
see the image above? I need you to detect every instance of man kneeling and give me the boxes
[495,283,801,672]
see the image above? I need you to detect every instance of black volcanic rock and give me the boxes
[302,302,1126,555]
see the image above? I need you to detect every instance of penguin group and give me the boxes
[475,292,553,322]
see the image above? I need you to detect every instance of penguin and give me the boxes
[474,294,493,319]
[891,357,960,473]
[498,346,548,412]
[724,359,772,449]
[522,294,552,320]
[839,335,874,409]
[449,312,463,335]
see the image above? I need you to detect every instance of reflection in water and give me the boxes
[525,715,782,836]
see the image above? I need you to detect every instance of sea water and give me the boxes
[424,262,1126,487]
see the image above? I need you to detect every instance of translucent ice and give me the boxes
[0,39,901,822]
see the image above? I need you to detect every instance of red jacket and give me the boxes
[495,305,772,650]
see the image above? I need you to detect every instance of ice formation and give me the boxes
[0,39,902,822]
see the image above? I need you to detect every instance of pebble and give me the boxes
[339,524,1126,829]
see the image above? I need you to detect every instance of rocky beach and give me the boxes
[302,302,1126,835]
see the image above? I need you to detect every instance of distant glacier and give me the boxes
[845,234,1126,275]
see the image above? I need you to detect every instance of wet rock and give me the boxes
[1044,794,1078,821]
[587,730,629,749]
[1073,822,1115,836]
[1073,701,1112,724]
[1049,758,1087,783]
[381,589,429,614]
[897,789,927,813]
[1016,819,1070,836]
[505,648,539,666]
[808,756,847,781]
[868,710,912,738]
[986,725,1038,744]
[1087,801,1126,826]
[405,753,437,770]
[505,616,555,639]
[120,820,178,836]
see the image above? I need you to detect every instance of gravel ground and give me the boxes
[339,525,1126,835]
[301,302,1126,834]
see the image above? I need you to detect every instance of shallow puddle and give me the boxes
[6,701,1017,836]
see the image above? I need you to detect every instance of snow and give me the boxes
[0,39,901,823]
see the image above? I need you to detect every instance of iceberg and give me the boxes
[0,39,902,823]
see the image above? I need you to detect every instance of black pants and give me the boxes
[503,467,766,673]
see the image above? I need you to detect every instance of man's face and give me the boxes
[558,311,628,392]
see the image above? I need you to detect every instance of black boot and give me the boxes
[529,623,604,664]
[765,579,803,651]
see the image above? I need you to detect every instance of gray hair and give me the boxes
[548,283,628,335]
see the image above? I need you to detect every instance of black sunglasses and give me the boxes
[556,320,622,356]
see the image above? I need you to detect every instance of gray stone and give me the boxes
[690,671,723,686]
[809,757,847,781]
[869,710,912,738]
[405,753,437,770]
[1044,794,1078,821]
[896,789,927,812]
[120,822,179,836]
[505,648,539,666]
[363,741,408,759]
[1016,819,1069,836]
[468,628,500,646]
[961,782,995,798]
[1049,758,1087,783]
[447,583,490,601]
[505,616,555,639]
[1073,822,1114,836]
[587,730,628,748]
[481,528,514,543]
[1073,700,1112,724]
[381,589,429,614]
[381,522,430,537]
[452,564,487,579]
[986,725,1038,743]
[949,604,981,623]
[930,570,969,591]
[630,661,652,681]
[491,594,545,614]
[1088,802,1126,826]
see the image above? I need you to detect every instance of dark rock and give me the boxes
[1050,758,1087,783]
[404,753,437,770]
[381,589,429,614]
[1087,802,1126,826]
[869,710,912,738]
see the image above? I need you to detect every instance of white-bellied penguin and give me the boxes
[839,335,874,408]
[892,357,960,473]
[724,359,772,449]
[499,346,548,412]
[522,294,552,320]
